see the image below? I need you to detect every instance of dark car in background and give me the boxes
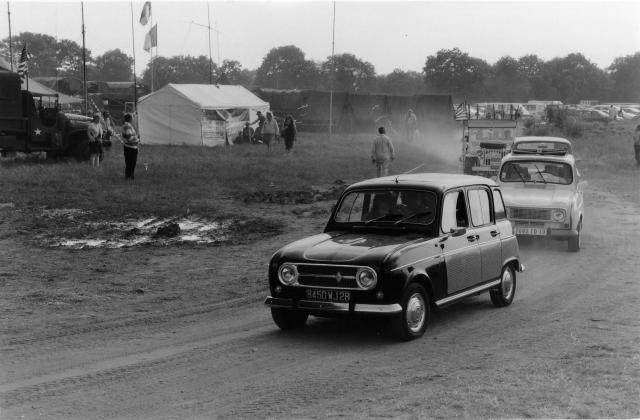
[265,173,524,340]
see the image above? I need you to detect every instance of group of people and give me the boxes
[86,111,140,179]
[242,111,297,152]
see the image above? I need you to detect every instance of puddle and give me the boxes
[43,216,232,249]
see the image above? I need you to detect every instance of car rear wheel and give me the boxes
[490,265,516,307]
[568,220,582,252]
[270,308,308,330]
[392,283,430,341]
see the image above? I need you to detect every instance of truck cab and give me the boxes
[0,71,91,159]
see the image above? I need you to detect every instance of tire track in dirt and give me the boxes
[0,317,273,407]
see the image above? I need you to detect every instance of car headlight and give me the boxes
[551,209,566,222]
[356,267,378,290]
[278,263,298,285]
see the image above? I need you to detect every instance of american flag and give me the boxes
[17,44,29,81]
[454,102,470,121]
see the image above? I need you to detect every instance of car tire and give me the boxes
[270,308,308,331]
[392,283,430,341]
[490,265,516,307]
[568,220,582,252]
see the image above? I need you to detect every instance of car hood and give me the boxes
[500,184,575,208]
[279,231,426,264]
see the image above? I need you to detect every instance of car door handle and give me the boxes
[490,230,500,237]
[467,235,477,242]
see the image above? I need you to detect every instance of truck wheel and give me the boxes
[75,139,91,161]
[568,220,582,252]
[490,265,516,307]
[391,283,430,341]
[270,308,308,330]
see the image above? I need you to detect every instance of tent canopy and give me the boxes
[138,83,269,147]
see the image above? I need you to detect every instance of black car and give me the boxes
[265,173,524,340]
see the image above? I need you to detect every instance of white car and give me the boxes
[496,137,585,252]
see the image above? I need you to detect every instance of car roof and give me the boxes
[346,173,497,192]
[503,152,576,165]
[514,136,572,145]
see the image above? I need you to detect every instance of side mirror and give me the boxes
[450,227,467,237]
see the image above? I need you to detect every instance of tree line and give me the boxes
[2,32,639,104]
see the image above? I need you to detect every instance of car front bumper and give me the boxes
[265,296,402,314]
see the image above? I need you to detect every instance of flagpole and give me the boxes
[7,2,13,72]
[207,2,213,84]
[81,2,88,114]
[329,0,335,139]
[130,1,137,113]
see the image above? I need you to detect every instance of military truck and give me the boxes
[459,111,525,179]
[0,71,93,160]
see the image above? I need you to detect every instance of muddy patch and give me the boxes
[33,211,283,249]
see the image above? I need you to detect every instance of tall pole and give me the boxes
[329,0,335,138]
[207,2,213,84]
[7,2,13,71]
[81,2,88,114]
[130,1,137,113]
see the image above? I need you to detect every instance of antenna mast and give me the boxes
[81,2,88,114]
[7,2,13,71]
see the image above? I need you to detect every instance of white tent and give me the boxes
[138,84,269,147]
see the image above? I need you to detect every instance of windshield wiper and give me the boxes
[533,164,547,184]
[513,167,528,184]
[364,213,401,225]
[394,211,433,225]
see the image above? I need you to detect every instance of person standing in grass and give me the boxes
[281,114,297,153]
[371,126,395,177]
[87,112,103,168]
[261,111,279,152]
[633,124,640,167]
[121,114,140,180]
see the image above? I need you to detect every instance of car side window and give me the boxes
[492,189,507,220]
[468,188,492,226]
[441,190,468,233]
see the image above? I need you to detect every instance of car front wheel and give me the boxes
[490,265,516,307]
[270,308,308,330]
[392,283,430,341]
[568,220,582,252]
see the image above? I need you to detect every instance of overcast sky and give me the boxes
[4,0,640,75]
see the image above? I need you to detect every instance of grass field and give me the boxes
[0,133,445,220]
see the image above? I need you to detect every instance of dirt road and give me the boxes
[1,184,639,419]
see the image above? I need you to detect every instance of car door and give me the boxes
[468,187,502,282]
[440,189,482,294]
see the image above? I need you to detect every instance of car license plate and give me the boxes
[514,226,547,236]
[305,289,351,303]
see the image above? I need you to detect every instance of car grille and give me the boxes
[296,264,360,289]
[510,207,551,221]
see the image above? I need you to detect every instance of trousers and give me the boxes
[375,160,390,177]
[124,146,138,179]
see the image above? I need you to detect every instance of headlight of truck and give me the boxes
[356,267,378,290]
[551,209,566,222]
[278,263,298,285]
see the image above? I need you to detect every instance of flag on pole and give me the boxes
[143,24,157,52]
[454,102,469,120]
[139,2,151,25]
[17,44,29,81]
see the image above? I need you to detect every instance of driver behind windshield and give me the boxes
[364,193,396,220]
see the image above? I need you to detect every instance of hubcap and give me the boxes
[406,293,426,333]
[502,269,513,298]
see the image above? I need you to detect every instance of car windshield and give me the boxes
[334,189,437,226]
[500,161,573,185]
